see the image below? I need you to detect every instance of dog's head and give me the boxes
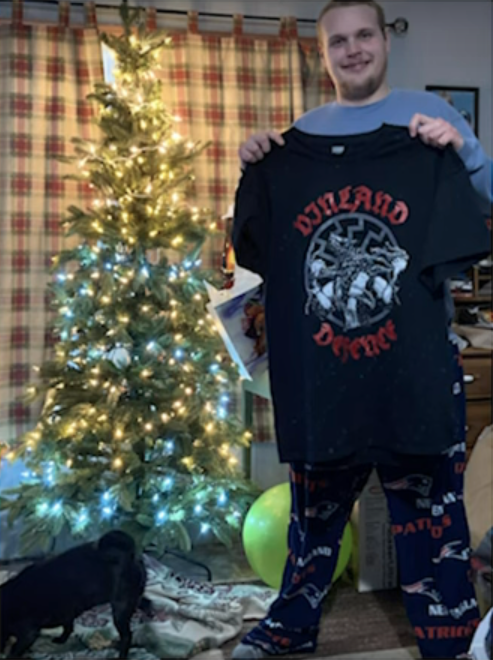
[98,530,136,552]
[98,530,137,566]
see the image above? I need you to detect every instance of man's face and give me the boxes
[319,5,390,104]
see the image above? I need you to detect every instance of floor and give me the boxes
[1,541,421,660]
[196,647,420,660]
[325,650,419,660]
[177,541,420,660]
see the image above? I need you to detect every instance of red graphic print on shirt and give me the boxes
[294,185,410,362]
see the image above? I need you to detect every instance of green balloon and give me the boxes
[243,482,353,589]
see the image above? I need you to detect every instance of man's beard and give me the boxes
[338,62,387,102]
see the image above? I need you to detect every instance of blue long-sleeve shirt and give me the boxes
[295,88,492,210]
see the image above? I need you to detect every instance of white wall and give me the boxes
[382,1,492,156]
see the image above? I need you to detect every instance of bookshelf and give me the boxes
[452,256,492,459]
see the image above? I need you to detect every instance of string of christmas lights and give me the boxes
[2,2,256,555]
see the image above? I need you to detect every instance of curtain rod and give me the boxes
[22,0,316,24]
[21,0,409,32]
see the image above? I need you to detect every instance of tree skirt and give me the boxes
[7,554,277,659]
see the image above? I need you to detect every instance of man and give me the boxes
[238,4,491,209]
[231,2,491,659]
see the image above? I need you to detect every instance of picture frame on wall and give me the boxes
[426,85,479,136]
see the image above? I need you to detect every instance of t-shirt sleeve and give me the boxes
[232,164,270,279]
[420,147,492,291]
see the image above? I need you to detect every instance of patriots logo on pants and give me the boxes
[402,578,442,603]
[383,474,433,497]
[283,583,330,609]
[305,501,339,521]
[443,442,466,458]
[432,541,471,564]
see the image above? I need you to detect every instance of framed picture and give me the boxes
[426,85,479,136]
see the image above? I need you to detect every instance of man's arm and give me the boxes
[409,104,492,208]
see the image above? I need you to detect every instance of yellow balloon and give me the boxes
[243,482,353,589]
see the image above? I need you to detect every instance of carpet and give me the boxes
[221,582,417,659]
[323,649,419,660]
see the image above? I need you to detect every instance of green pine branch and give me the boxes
[3,1,259,555]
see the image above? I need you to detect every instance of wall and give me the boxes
[381,1,492,156]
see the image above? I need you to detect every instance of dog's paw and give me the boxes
[2,635,16,657]
[52,624,73,645]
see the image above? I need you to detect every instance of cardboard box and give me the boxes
[469,607,492,660]
[351,469,398,592]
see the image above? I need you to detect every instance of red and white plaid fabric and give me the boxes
[158,17,296,268]
[156,16,335,444]
[0,4,334,448]
[0,0,102,444]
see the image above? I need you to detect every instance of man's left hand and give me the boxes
[409,114,465,151]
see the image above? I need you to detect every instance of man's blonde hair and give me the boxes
[317,0,387,39]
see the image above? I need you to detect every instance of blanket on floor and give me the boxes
[1,554,276,659]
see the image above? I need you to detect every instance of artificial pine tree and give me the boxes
[1,2,255,555]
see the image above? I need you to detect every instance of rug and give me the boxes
[222,582,416,658]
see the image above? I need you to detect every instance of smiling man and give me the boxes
[240,1,491,209]
[321,0,390,104]
[231,2,491,660]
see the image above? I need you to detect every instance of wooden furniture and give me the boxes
[453,262,492,306]
[453,258,492,459]
[462,347,492,459]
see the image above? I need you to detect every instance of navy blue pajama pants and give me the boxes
[242,346,480,659]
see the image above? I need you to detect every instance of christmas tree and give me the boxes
[1,2,255,555]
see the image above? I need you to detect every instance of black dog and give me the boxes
[0,530,151,658]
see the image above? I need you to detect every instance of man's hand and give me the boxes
[409,114,465,151]
[239,130,285,167]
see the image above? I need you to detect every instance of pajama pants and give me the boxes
[242,346,480,659]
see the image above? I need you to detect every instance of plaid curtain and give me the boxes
[297,38,336,113]
[157,13,300,258]
[0,4,334,448]
[0,0,103,444]
[155,12,335,443]
[157,14,335,242]
[249,27,336,442]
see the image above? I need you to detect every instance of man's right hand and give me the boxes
[239,130,285,168]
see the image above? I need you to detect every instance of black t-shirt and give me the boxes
[233,125,491,464]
